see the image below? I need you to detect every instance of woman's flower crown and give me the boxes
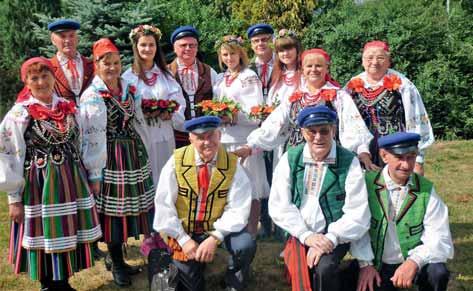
[215,35,244,49]
[275,29,298,40]
[129,24,162,42]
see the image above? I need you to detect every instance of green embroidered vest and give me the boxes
[365,171,433,269]
[174,145,237,234]
[287,143,355,231]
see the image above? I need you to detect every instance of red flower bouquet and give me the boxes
[141,99,180,125]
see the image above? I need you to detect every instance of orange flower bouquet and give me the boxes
[249,102,278,122]
[141,99,180,125]
[196,97,241,124]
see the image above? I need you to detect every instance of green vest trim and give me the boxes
[365,171,433,269]
[287,143,355,232]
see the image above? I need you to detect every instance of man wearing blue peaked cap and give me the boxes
[268,104,371,291]
[154,115,256,291]
[168,26,218,149]
[48,18,94,105]
[351,131,453,291]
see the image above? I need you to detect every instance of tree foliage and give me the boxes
[232,0,317,33]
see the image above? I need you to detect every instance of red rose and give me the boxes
[129,85,137,94]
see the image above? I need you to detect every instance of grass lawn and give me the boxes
[0,140,472,290]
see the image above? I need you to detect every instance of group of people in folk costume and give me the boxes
[0,17,453,291]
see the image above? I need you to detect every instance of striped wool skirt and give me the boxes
[8,156,102,281]
[97,136,155,243]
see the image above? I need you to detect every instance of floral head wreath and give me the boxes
[215,35,244,49]
[129,24,162,43]
[275,29,298,40]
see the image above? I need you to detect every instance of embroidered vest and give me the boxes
[50,55,94,104]
[287,143,355,231]
[174,145,237,234]
[365,171,432,270]
[168,59,213,120]
[350,88,405,165]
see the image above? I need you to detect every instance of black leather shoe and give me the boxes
[105,253,142,275]
[93,242,107,260]
[112,266,132,287]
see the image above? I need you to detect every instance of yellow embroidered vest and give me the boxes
[174,145,237,234]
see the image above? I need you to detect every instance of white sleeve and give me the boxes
[210,67,219,86]
[234,74,264,127]
[408,187,454,268]
[350,232,375,263]
[400,79,434,164]
[153,156,191,246]
[335,90,373,154]
[212,162,252,240]
[247,102,291,150]
[0,104,30,203]
[168,77,187,132]
[326,157,371,246]
[79,91,107,181]
[268,153,312,243]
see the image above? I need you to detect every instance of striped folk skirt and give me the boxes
[8,157,102,281]
[97,136,155,243]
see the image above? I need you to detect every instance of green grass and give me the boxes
[1,141,472,290]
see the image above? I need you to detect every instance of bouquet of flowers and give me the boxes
[141,99,180,125]
[249,102,278,122]
[196,97,241,124]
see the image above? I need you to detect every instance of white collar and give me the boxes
[194,148,218,166]
[56,52,81,65]
[382,166,414,191]
[302,141,337,165]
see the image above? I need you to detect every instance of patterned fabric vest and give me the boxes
[102,90,138,140]
[286,99,336,149]
[287,143,354,232]
[168,59,213,120]
[174,145,237,234]
[365,171,432,270]
[350,88,405,164]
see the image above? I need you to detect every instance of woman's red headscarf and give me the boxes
[93,38,119,61]
[300,48,340,88]
[16,57,54,103]
[363,40,390,52]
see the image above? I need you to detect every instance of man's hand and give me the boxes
[391,259,418,289]
[304,233,334,254]
[9,202,24,224]
[195,236,219,263]
[358,152,381,171]
[306,247,324,268]
[357,265,381,291]
[89,181,101,196]
[182,239,199,260]
[414,162,424,176]
[159,111,172,121]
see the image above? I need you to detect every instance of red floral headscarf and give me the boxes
[16,57,54,103]
[363,40,390,52]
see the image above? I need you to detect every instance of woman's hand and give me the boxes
[9,202,24,224]
[358,152,381,171]
[89,181,101,196]
[159,111,172,121]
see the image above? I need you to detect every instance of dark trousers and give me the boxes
[309,243,350,291]
[376,262,449,291]
[173,229,256,291]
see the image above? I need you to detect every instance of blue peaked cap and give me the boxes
[184,116,221,134]
[297,105,337,128]
[247,23,274,38]
[378,132,421,155]
[48,19,80,32]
